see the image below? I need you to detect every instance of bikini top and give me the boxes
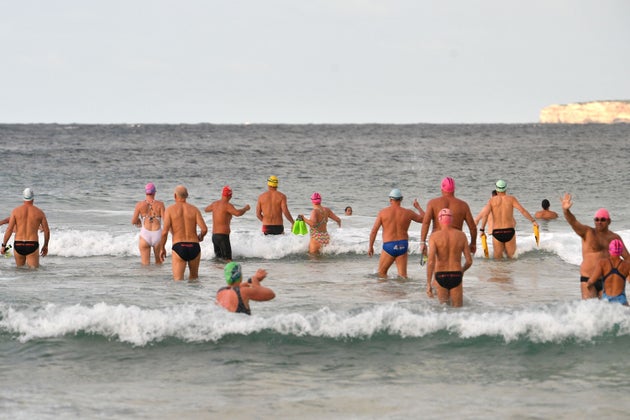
[141,200,162,225]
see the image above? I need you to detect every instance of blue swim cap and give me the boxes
[224,262,242,285]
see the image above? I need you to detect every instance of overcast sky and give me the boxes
[2,1,629,124]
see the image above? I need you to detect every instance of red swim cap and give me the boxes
[222,186,232,197]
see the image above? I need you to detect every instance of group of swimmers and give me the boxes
[2,176,628,313]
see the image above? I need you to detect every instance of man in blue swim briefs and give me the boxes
[256,175,294,235]
[160,185,208,281]
[478,179,538,259]
[562,193,630,299]
[368,188,424,278]
[426,208,473,307]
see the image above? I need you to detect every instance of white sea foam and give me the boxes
[23,225,630,265]
[2,299,627,346]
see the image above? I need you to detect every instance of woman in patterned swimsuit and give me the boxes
[300,192,341,255]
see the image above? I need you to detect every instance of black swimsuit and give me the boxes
[14,241,39,256]
[172,242,201,261]
[435,271,463,290]
[218,286,251,315]
[492,228,515,243]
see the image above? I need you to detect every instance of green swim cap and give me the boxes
[224,262,242,285]
[495,179,507,192]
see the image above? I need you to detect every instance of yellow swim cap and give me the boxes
[267,175,279,187]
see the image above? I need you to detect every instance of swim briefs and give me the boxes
[435,271,463,290]
[14,241,39,256]
[172,242,201,261]
[262,225,284,235]
[581,275,603,293]
[383,240,408,257]
[492,228,515,243]
[212,233,232,260]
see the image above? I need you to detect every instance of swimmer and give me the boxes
[1,188,50,268]
[299,192,341,254]
[216,262,275,314]
[368,188,424,278]
[131,182,165,265]
[534,199,558,220]
[426,208,473,307]
[478,180,538,259]
[159,185,208,281]
[562,193,629,298]
[586,239,630,305]
[256,175,294,235]
[204,185,250,262]
[421,177,477,259]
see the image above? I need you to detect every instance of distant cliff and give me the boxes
[539,100,630,124]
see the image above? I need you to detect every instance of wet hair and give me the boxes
[542,199,550,210]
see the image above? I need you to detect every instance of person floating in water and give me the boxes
[534,199,558,220]
[216,262,275,315]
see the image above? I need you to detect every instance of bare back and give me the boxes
[207,199,235,234]
[133,199,165,231]
[424,196,471,232]
[488,194,519,229]
[430,228,470,272]
[11,204,48,241]
[257,189,289,225]
[377,205,419,242]
[164,202,206,243]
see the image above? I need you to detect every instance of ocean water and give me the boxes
[1,123,630,419]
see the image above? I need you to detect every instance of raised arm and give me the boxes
[561,193,588,238]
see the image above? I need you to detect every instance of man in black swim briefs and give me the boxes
[256,175,294,235]
[160,185,208,281]
[1,188,50,268]
[478,180,538,259]
[426,208,472,307]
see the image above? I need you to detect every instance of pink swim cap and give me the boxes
[438,208,452,225]
[145,182,156,194]
[311,192,322,204]
[609,239,623,256]
[594,208,610,220]
[441,177,455,193]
